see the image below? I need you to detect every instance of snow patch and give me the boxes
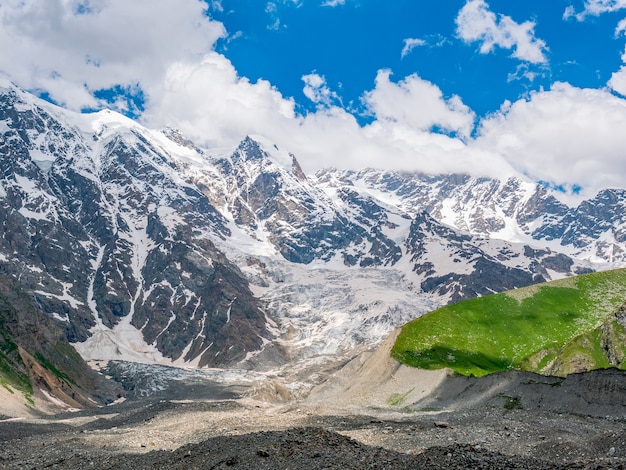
[52,312,70,323]
[0,120,10,134]
[34,281,84,309]
[74,313,171,365]
[157,205,185,231]
[39,389,79,412]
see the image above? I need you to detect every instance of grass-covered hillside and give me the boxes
[392,269,626,377]
[0,275,121,410]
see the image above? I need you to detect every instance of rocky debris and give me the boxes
[131,427,420,469]
[0,396,625,469]
[1,362,626,469]
[101,361,247,401]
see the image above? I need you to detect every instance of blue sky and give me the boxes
[3,0,626,200]
[210,0,625,121]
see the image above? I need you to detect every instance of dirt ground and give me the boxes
[2,332,626,469]
[1,379,625,469]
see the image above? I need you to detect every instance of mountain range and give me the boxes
[1,79,625,407]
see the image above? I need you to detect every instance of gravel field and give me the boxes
[2,340,626,469]
[1,389,625,469]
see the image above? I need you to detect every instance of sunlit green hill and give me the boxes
[392,269,626,377]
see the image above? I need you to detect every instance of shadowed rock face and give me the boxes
[216,137,403,266]
[0,86,270,375]
[0,274,122,407]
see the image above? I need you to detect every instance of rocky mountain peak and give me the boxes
[291,153,307,182]
[235,135,266,161]
[0,79,25,104]
[161,127,205,155]
[0,89,270,374]
[231,136,305,179]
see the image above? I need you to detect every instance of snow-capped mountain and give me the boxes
[0,82,268,371]
[321,168,626,266]
[1,81,624,386]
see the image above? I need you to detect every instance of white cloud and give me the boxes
[265,1,298,30]
[142,53,297,148]
[3,0,626,200]
[286,103,513,179]
[566,1,626,37]
[456,0,548,64]
[302,73,341,107]
[142,56,505,178]
[475,82,626,197]
[0,0,226,111]
[322,0,345,6]
[564,0,626,20]
[209,1,224,12]
[608,67,626,95]
[0,0,496,180]
[401,38,427,58]
[135,48,514,179]
[363,70,476,140]
[608,46,626,95]
[507,63,545,83]
[267,18,282,30]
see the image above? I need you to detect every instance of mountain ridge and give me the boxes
[1,82,626,410]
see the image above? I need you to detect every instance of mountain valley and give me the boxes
[2,81,626,467]
[1,79,626,406]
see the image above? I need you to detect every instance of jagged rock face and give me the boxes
[312,170,593,302]
[325,168,626,266]
[0,88,96,342]
[0,86,269,368]
[405,212,549,303]
[531,189,626,261]
[214,137,402,267]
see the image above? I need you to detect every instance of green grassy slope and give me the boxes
[0,275,121,409]
[392,269,626,377]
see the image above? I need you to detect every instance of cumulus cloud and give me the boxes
[0,0,499,179]
[401,38,427,58]
[566,1,626,37]
[143,57,508,178]
[322,0,345,6]
[302,73,341,108]
[142,53,297,148]
[3,0,626,199]
[362,70,476,140]
[287,103,514,178]
[456,0,548,64]
[0,0,225,111]
[474,82,626,197]
[608,46,626,95]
